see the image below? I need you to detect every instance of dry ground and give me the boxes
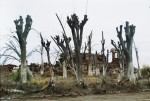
[2,92,150,101]
[1,72,150,101]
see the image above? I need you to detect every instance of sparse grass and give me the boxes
[11,69,21,82]
[29,74,49,86]
[141,65,150,78]
[1,72,150,96]
[83,75,101,84]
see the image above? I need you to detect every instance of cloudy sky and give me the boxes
[0,0,150,67]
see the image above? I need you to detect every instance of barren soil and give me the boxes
[3,92,150,101]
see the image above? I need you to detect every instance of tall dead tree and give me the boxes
[40,34,55,85]
[116,21,136,82]
[56,14,73,61]
[101,31,109,77]
[39,33,45,75]
[133,41,142,78]
[51,35,71,78]
[40,34,51,68]
[55,14,76,77]
[87,31,93,76]
[14,15,33,83]
[95,51,100,76]
[67,14,88,82]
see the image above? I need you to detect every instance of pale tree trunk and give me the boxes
[117,69,125,83]
[46,50,51,68]
[71,59,76,76]
[20,41,33,83]
[137,62,142,79]
[40,46,44,75]
[125,23,135,82]
[20,61,27,83]
[62,60,67,78]
[102,64,107,77]
[103,61,109,77]
[76,51,82,81]
[128,61,135,81]
[95,52,100,76]
[20,42,27,83]
[95,68,100,76]
[119,62,124,76]
[101,32,109,77]
[134,41,142,78]
[88,31,93,76]
[88,65,93,76]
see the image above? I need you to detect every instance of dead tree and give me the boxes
[101,31,109,77]
[111,40,125,75]
[56,14,73,62]
[40,34,54,82]
[116,21,136,82]
[95,51,100,76]
[67,14,88,82]
[40,34,51,67]
[14,15,33,83]
[51,35,71,78]
[133,41,142,78]
[87,31,93,76]
[54,14,76,77]
[39,33,45,75]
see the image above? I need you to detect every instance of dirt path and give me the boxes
[6,92,150,101]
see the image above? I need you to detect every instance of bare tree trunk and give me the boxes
[134,41,142,78]
[101,32,109,77]
[20,61,27,83]
[76,51,82,81]
[20,41,27,83]
[88,32,93,76]
[125,22,135,82]
[95,52,100,76]
[40,46,44,75]
[95,68,100,76]
[102,64,107,77]
[103,50,109,77]
[88,65,93,76]
[62,60,67,78]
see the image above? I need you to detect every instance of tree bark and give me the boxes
[62,60,67,78]
[134,41,142,78]
[40,46,44,75]
[88,32,93,76]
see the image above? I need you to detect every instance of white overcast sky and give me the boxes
[0,0,150,67]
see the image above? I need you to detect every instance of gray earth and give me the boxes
[3,92,150,101]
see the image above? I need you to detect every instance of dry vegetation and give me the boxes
[1,70,150,100]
